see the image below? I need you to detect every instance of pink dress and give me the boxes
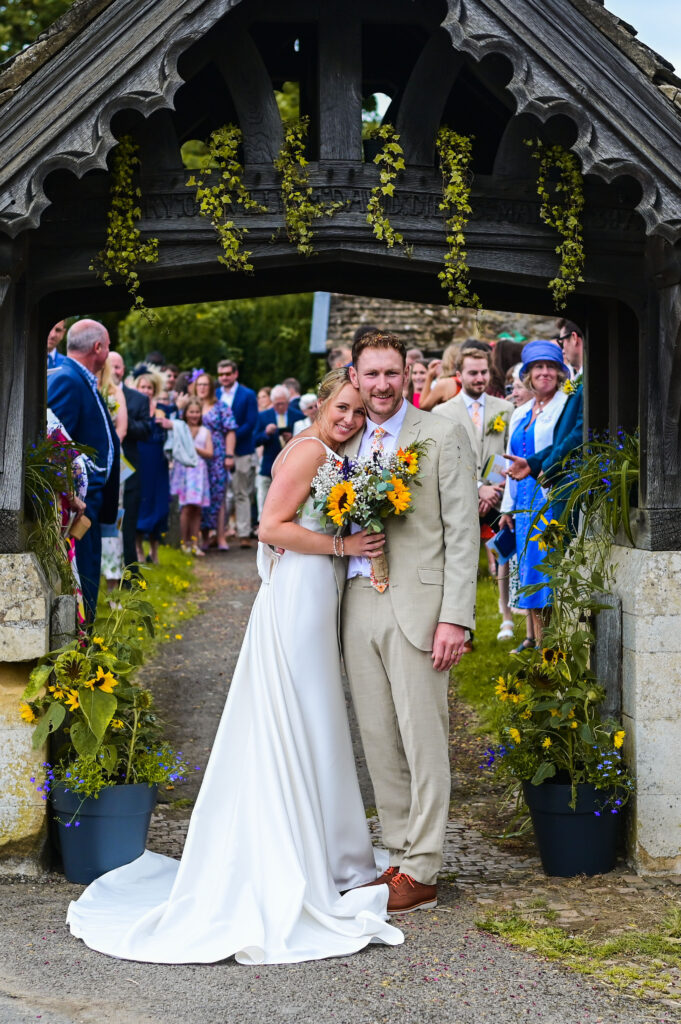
[170,426,211,507]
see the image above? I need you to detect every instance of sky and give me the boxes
[604,1,681,74]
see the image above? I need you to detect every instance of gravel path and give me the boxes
[0,549,676,1024]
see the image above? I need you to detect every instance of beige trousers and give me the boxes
[231,454,256,539]
[341,577,450,885]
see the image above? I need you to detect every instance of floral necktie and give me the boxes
[471,401,482,435]
[371,427,386,454]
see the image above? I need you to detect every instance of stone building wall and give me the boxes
[326,294,558,352]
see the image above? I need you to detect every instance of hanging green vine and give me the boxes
[365,123,411,256]
[526,139,585,310]
[274,117,346,257]
[436,127,480,310]
[187,124,267,273]
[91,135,159,322]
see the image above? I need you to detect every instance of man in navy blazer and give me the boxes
[505,320,584,519]
[46,320,67,369]
[253,385,304,517]
[47,320,120,622]
[216,359,259,547]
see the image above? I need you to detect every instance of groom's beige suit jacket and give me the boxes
[334,401,479,650]
[433,392,513,482]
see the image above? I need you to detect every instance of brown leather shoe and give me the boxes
[387,872,437,914]
[239,538,253,549]
[361,865,399,888]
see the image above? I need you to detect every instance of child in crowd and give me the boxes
[170,398,213,556]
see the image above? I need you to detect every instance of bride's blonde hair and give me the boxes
[317,366,352,405]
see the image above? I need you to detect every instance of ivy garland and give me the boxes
[436,127,480,310]
[365,123,412,256]
[526,139,585,310]
[91,135,159,322]
[274,116,346,257]
[187,124,267,273]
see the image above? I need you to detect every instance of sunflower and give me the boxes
[397,448,419,475]
[494,676,508,701]
[327,481,356,527]
[65,689,80,712]
[110,718,125,730]
[386,476,411,514]
[508,727,521,744]
[19,702,36,723]
[613,730,625,749]
[83,666,118,693]
[529,515,566,552]
[92,636,109,650]
[542,736,552,749]
[48,683,67,701]
[491,415,506,433]
[541,647,565,667]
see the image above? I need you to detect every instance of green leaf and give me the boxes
[530,761,556,785]
[31,703,66,750]
[70,720,102,757]
[100,743,119,773]
[23,663,53,701]
[78,686,117,741]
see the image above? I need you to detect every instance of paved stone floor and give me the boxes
[2,548,680,1024]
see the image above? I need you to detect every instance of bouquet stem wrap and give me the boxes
[369,551,389,593]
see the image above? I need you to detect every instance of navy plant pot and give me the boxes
[51,783,158,884]
[523,781,619,877]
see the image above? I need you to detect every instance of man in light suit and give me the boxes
[433,347,513,643]
[339,332,479,915]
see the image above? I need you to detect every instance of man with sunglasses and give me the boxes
[216,359,258,548]
[504,320,584,520]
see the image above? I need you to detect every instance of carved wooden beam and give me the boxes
[395,30,464,165]
[214,27,283,163]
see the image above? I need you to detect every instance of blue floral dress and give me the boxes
[511,409,553,609]
[201,401,237,531]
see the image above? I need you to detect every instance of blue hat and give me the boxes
[519,339,569,379]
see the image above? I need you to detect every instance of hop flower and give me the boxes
[386,476,411,514]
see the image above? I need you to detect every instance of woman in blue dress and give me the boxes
[134,370,176,564]
[193,373,237,551]
[499,340,569,646]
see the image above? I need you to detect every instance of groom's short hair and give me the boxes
[352,331,406,367]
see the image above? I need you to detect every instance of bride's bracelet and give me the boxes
[332,535,345,558]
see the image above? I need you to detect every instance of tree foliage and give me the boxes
[116,294,316,391]
[0,0,76,58]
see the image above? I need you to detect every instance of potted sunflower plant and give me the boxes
[21,576,194,884]
[484,433,637,876]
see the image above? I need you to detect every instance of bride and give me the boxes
[67,368,404,964]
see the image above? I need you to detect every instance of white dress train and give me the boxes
[67,439,403,964]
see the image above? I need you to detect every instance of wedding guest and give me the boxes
[170,398,213,556]
[47,319,120,621]
[503,363,536,653]
[215,359,258,549]
[327,345,353,369]
[499,340,570,645]
[282,377,302,413]
[110,352,152,574]
[253,384,304,517]
[487,338,525,398]
[257,387,272,411]
[405,360,428,407]
[194,372,237,552]
[98,356,129,596]
[405,347,424,367]
[293,393,319,435]
[434,346,513,646]
[46,320,67,370]
[419,342,461,411]
[135,370,174,565]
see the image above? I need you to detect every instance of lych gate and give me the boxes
[2,0,681,873]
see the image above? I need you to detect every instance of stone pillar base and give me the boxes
[610,544,681,874]
[0,554,51,875]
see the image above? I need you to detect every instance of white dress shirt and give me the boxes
[346,399,409,579]
[219,381,238,407]
[461,389,486,430]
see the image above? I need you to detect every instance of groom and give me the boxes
[338,331,479,914]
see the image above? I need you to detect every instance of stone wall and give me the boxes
[327,294,557,352]
[0,553,52,875]
[610,544,681,874]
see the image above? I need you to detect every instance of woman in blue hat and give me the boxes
[499,340,570,647]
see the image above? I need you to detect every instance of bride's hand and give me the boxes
[344,530,386,559]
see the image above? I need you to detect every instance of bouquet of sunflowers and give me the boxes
[310,439,430,591]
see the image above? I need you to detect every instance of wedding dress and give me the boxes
[67,438,403,964]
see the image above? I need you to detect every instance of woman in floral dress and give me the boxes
[194,373,237,551]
